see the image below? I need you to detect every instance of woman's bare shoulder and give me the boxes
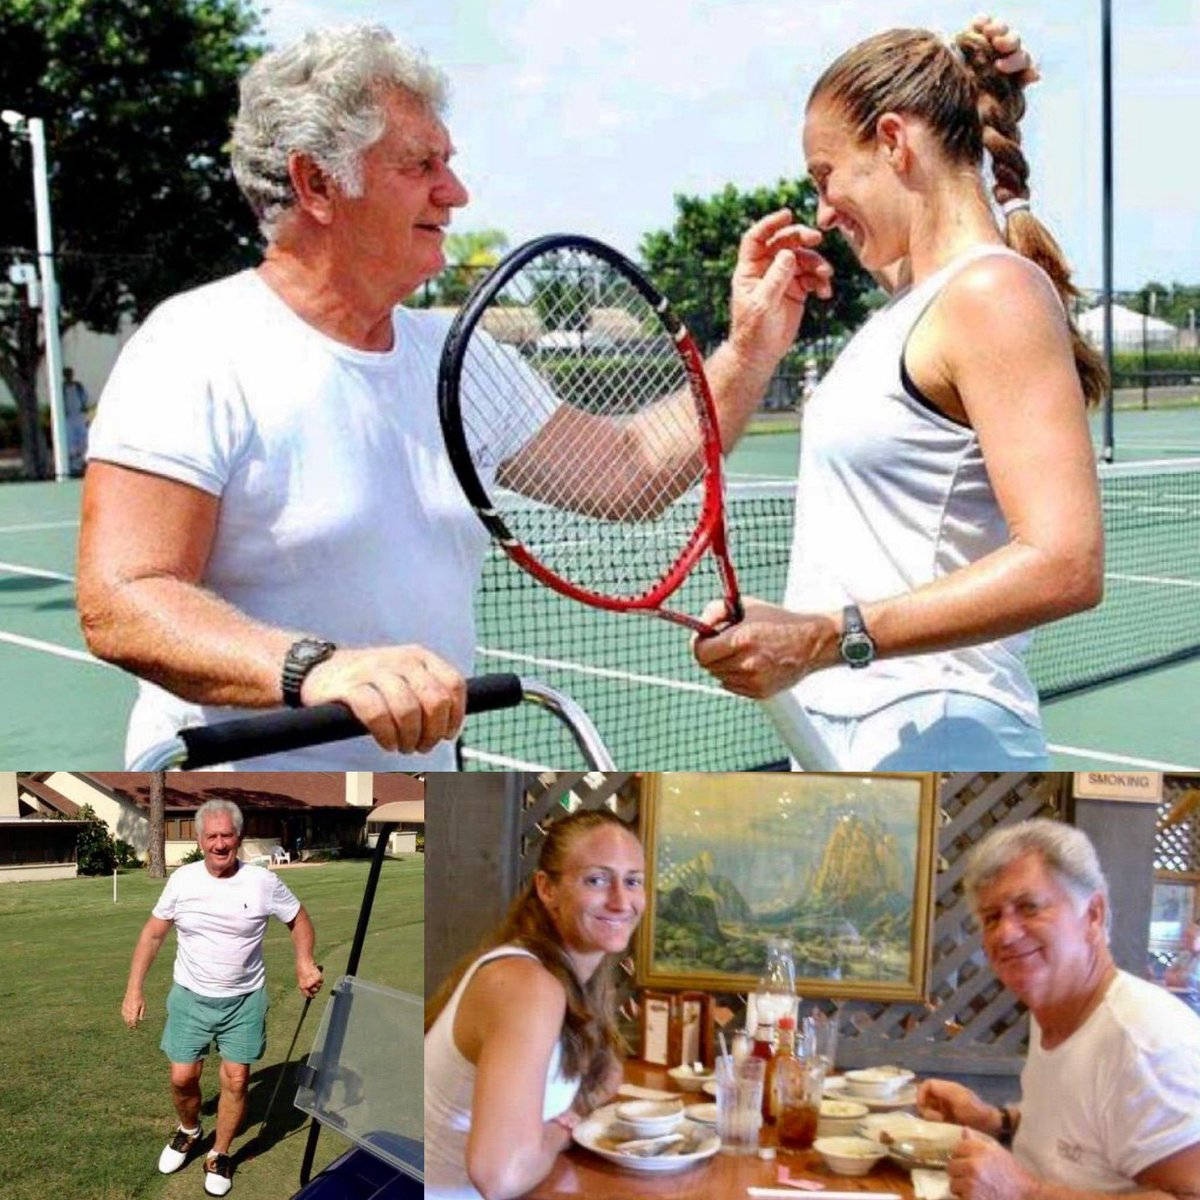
[942,251,1063,320]
[466,952,567,1014]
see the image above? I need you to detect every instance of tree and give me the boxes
[147,770,166,878]
[0,0,265,477]
[430,228,510,307]
[639,179,876,355]
[75,802,116,875]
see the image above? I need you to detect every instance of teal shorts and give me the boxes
[160,983,269,1065]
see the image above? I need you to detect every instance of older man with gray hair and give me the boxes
[122,799,323,1195]
[79,25,475,770]
[918,818,1200,1200]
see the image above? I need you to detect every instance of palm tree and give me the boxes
[148,771,166,878]
[436,229,510,305]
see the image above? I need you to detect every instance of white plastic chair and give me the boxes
[271,845,292,866]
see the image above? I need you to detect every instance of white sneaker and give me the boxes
[203,1152,234,1196]
[157,1125,202,1173]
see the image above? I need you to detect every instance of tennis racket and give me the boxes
[437,234,835,770]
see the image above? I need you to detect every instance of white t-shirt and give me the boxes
[1015,970,1200,1188]
[88,269,491,770]
[151,859,302,997]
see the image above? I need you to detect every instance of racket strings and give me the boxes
[456,247,711,599]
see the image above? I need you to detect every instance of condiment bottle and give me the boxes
[765,1014,797,1125]
[751,1019,776,1121]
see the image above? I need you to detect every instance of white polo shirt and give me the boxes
[152,860,301,997]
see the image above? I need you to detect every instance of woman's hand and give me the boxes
[728,210,832,374]
[692,598,839,699]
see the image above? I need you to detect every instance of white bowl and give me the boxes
[614,1099,685,1137]
[813,1135,889,1176]
[702,1079,718,1098]
[817,1097,870,1137]
[668,1063,715,1093]
[844,1067,915,1099]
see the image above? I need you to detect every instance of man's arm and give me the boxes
[122,914,173,1028]
[77,462,466,754]
[497,212,830,517]
[285,906,324,997]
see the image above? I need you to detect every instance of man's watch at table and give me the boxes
[281,638,337,708]
[997,1103,1017,1146]
[839,604,876,669]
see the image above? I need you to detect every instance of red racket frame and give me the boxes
[438,233,743,637]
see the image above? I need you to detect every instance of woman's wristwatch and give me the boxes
[839,604,876,668]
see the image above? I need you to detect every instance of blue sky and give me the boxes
[258,0,1200,291]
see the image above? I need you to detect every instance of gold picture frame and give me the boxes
[635,772,939,1003]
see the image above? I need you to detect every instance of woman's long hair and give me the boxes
[809,27,1106,406]
[426,808,636,1110]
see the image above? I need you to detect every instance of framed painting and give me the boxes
[635,772,939,1003]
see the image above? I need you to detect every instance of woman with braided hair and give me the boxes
[424,808,644,1199]
[695,18,1105,771]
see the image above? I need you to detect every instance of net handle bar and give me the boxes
[128,673,603,770]
[516,679,617,771]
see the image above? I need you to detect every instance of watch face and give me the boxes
[842,632,874,665]
[294,639,333,666]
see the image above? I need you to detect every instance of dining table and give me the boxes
[524,1060,921,1200]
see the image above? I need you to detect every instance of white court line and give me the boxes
[460,747,554,771]
[1107,571,1200,589]
[1047,741,1198,771]
[0,629,113,668]
[0,560,75,583]
[724,472,797,483]
[476,645,728,697]
[0,519,79,534]
[465,737,1196,774]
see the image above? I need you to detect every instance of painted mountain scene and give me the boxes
[648,774,929,983]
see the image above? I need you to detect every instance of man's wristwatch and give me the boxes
[839,604,876,669]
[997,1103,1016,1147]
[281,638,337,708]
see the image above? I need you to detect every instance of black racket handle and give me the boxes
[177,673,525,768]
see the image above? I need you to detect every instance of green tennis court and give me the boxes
[1,402,1197,770]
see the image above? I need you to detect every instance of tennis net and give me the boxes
[463,458,1200,769]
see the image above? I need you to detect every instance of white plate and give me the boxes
[686,1102,719,1124]
[573,1104,721,1173]
[859,1112,965,1162]
[702,1080,718,1098]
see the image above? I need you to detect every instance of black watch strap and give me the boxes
[281,638,337,708]
[997,1103,1016,1146]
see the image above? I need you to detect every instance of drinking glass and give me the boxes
[804,1006,839,1071]
[715,1055,764,1154]
[775,1056,826,1151]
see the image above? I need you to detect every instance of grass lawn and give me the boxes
[0,857,423,1200]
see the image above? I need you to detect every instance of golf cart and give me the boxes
[284,798,424,1199]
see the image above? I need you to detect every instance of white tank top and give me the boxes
[424,945,581,1200]
[784,244,1040,724]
